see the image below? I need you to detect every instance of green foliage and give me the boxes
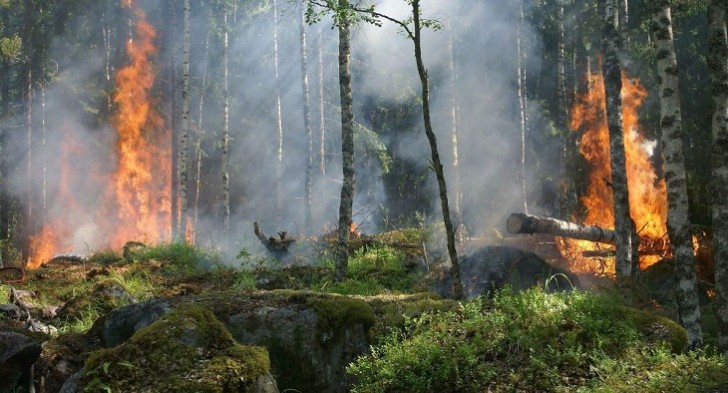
[586,348,728,392]
[134,241,222,275]
[0,34,21,62]
[354,122,392,175]
[327,245,418,295]
[348,288,701,393]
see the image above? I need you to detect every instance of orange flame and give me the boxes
[105,0,171,247]
[559,71,668,274]
[28,0,170,268]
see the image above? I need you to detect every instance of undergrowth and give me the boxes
[325,245,420,295]
[347,287,722,393]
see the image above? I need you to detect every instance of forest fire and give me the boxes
[28,0,170,268]
[105,0,171,247]
[558,71,669,275]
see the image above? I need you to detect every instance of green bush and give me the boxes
[348,288,714,393]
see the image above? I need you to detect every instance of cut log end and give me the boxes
[506,213,528,234]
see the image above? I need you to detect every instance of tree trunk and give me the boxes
[557,1,576,219]
[221,3,231,234]
[177,0,191,240]
[273,0,284,224]
[23,2,34,263]
[600,0,638,279]
[516,0,529,213]
[707,0,728,356]
[169,0,179,240]
[650,0,703,349]
[40,85,46,224]
[193,6,213,242]
[334,0,355,282]
[412,0,463,299]
[299,2,313,233]
[446,19,464,243]
[318,25,326,177]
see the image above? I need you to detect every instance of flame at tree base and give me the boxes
[559,70,669,276]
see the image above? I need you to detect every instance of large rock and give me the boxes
[0,331,43,393]
[428,246,579,299]
[100,298,171,347]
[182,291,374,393]
[78,306,277,392]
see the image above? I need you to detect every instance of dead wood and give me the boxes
[254,222,296,254]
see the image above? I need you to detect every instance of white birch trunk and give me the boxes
[273,0,284,223]
[221,4,231,234]
[650,0,703,348]
[299,3,313,232]
[177,0,191,239]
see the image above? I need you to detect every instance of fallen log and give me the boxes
[507,212,673,258]
[507,213,617,244]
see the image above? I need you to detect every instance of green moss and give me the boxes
[80,306,269,392]
[305,294,375,345]
[620,306,688,352]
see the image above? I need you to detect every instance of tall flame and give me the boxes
[560,71,668,274]
[28,0,170,268]
[105,0,171,247]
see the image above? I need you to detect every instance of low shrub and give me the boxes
[347,287,716,393]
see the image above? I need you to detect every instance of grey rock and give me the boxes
[102,299,171,347]
[0,303,21,319]
[226,301,369,393]
[58,371,82,393]
[0,331,43,392]
[429,246,579,299]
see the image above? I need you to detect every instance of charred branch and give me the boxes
[254,222,296,256]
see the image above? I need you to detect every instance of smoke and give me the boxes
[1,0,555,263]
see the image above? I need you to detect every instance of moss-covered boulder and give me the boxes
[181,290,374,393]
[77,306,276,393]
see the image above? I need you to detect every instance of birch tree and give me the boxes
[650,0,702,349]
[221,2,231,234]
[177,0,191,239]
[517,0,529,214]
[273,0,284,223]
[600,0,638,279]
[707,0,728,356]
[299,3,314,232]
